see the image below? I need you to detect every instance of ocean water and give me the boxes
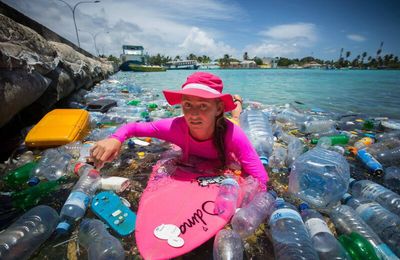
[114,69,400,119]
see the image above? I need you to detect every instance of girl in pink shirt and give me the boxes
[90,72,268,189]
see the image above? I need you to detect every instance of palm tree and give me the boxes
[345,51,351,67]
[174,55,181,61]
[187,53,197,61]
[361,52,367,66]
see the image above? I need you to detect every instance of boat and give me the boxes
[120,45,145,71]
[164,60,199,70]
[128,64,166,72]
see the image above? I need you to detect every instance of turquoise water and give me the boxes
[115,69,400,119]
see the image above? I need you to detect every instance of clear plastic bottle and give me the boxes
[289,147,350,209]
[343,194,400,257]
[328,204,398,260]
[239,109,274,164]
[301,120,336,134]
[213,229,243,260]
[299,203,351,260]
[267,198,319,260]
[28,148,74,185]
[239,175,260,207]
[351,137,375,154]
[275,108,310,126]
[56,163,101,234]
[0,205,59,260]
[375,130,400,142]
[231,191,276,238]
[383,166,400,193]
[286,137,304,167]
[268,146,287,173]
[375,146,400,166]
[214,178,240,221]
[78,218,125,260]
[349,178,400,216]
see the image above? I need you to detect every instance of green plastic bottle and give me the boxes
[311,134,350,145]
[127,100,141,106]
[338,232,379,260]
[3,162,37,190]
[147,103,158,110]
[11,177,66,210]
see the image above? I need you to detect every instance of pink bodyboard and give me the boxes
[135,162,237,260]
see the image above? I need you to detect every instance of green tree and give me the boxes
[253,56,263,65]
[174,55,181,61]
[219,54,231,67]
[187,53,197,60]
[277,57,292,67]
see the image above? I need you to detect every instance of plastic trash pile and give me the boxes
[1,75,400,260]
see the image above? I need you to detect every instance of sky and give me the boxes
[3,0,400,60]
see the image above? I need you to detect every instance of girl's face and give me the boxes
[181,95,224,140]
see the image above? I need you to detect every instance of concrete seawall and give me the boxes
[0,2,117,160]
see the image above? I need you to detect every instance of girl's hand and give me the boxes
[90,138,122,169]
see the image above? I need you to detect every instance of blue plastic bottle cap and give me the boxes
[259,156,269,165]
[349,178,356,187]
[342,193,352,203]
[56,221,70,234]
[27,177,40,186]
[298,202,309,212]
[269,190,278,198]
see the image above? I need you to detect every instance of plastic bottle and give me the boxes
[338,232,380,260]
[231,191,276,238]
[267,198,319,260]
[239,109,274,164]
[239,175,260,207]
[298,203,351,259]
[375,130,400,142]
[3,162,37,190]
[349,178,400,216]
[343,193,400,257]
[28,148,74,185]
[301,120,336,134]
[268,146,287,173]
[11,178,64,210]
[213,229,243,260]
[56,163,101,234]
[214,178,240,221]
[328,204,398,260]
[375,146,400,166]
[78,218,125,260]
[313,134,349,145]
[383,166,400,193]
[286,137,304,167]
[356,149,383,177]
[289,147,350,209]
[0,205,59,260]
[350,137,374,155]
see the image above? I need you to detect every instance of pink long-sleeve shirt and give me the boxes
[110,116,268,187]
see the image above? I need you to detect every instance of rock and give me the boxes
[0,69,51,127]
[0,12,115,130]
[0,14,58,74]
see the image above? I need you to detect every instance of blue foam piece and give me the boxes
[91,191,136,236]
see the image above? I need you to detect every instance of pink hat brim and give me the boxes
[163,88,237,112]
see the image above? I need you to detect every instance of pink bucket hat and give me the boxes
[162,72,236,112]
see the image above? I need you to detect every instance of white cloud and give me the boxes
[2,0,242,57]
[245,43,297,58]
[247,23,318,58]
[259,23,317,43]
[347,34,366,42]
[179,27,237,59]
